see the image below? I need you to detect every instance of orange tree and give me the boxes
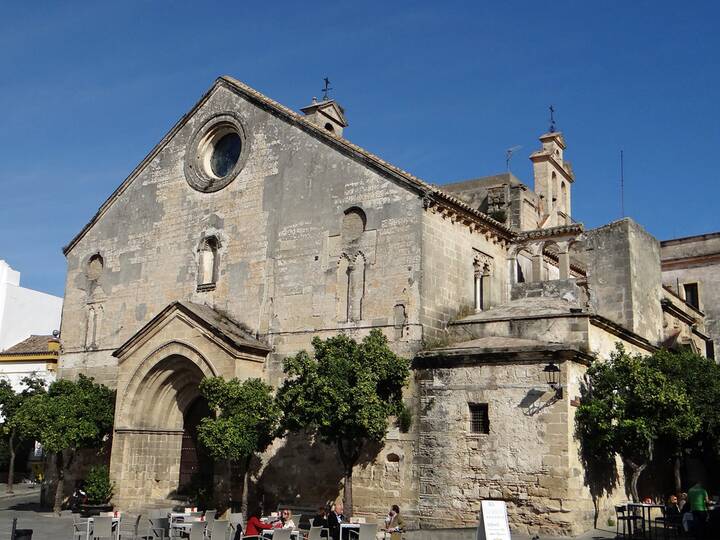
[576,345,700,501]
[276,329,409,515]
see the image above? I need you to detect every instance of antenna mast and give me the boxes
[506,145,522,172]
[620,150,625,218]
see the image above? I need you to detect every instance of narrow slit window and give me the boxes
[469,403,489,434]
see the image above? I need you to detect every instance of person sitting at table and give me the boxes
[679,492,690,513]
[274,508,295,530]
[244,508,273,538]
[312,506,329,528]
[327,501,345,540]
[663,494,682,529]
[383,505,405,540]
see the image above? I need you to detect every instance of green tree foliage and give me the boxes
[646,348,720,491]
[0,375,47,493]
[576,345,700,501]
[85,464,114,505]
[276,329,410,515]
[197,377,280,517]
[15,374,115,513]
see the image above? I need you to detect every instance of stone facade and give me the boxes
[661,232,720,358]
[56,76,717,536]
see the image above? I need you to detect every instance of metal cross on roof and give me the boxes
[322,77,332,101]
[549,105,556,133]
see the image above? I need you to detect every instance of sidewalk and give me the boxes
[405,527,617,540]
[0,483,40,500]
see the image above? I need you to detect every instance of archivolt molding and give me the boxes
[117,340,218,430]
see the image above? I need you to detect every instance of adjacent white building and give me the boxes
[0,260,63,351]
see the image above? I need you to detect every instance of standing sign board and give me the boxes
[476,500,512,540]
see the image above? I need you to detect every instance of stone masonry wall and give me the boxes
[420,210,509,342]
[584,219,663,345]
[416,360,583,536]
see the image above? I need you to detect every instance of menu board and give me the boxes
[476,500,511,540]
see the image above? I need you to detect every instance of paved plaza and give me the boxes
[0,484,618,540]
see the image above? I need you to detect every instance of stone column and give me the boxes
[531,244,543,282]
[557,241,571,279]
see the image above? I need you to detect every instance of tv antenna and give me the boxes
[321,77,332,101]
[620,150,625,218]
[506,145,522,172]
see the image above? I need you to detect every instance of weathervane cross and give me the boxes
[549,105,556,133]
[322,77,332,101]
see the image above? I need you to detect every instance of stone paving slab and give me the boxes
[0,489,619,540]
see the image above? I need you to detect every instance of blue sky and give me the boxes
[1,1,718,297]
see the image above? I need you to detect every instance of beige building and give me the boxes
[57,76,715,536]
[660,232,720,359]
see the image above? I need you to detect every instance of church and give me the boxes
[58,76,715,536]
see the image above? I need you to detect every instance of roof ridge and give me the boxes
[64,75,513,255]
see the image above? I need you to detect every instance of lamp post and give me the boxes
[543,362,563,398]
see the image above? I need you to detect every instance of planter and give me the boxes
[79,503,114,517]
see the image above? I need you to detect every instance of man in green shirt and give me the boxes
[688,481,710,538]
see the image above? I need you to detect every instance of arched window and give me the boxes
[561,181,568,213]
[87,254,104,281]
[336,252,366,322]
[342,207,366,242]
[85,304,103,350]
[198,236,219,291]
[473,253,493,312]
[551,172,558,208]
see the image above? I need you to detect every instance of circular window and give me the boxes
[210,132,241,177]
[185,113,249,193]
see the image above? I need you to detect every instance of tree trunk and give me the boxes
[337,439,361,517]
[343,465,353,517]
[241,456,251,521]
[53,451,65,515]
[625,458,647,503]
[7,431,15,494]
[673,454,682,494]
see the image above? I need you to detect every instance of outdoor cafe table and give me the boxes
[170,515,204,536]
[339,523,360,540]
[261,530,300,539]
[85,516,121,540]
[626,502,664,538]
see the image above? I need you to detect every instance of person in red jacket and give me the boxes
[244,508,273,538]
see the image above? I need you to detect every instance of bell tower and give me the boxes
[530,130,575,227]
[300,97,348,137]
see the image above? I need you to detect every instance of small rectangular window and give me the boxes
[684,283,700,310]
[469,403,489,434]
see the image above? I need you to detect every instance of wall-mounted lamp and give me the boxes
[543,362,563,398]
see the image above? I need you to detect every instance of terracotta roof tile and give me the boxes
[2,335,58,354]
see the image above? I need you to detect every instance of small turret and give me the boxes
[529,131,575,227]
[300,97,348,137]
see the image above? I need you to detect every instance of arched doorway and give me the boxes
[179,397,214,494]
[112,345,218,509]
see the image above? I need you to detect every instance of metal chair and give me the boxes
[228,513,243,539]
[615,505,642,538]
[307,526,332,540]
[348,524,377,540]
[188,522,205,540]
[148,517,170,539]
[209,520,228,540]
[119,514,143,540]
[92,516,114,540]
[270,530,292,540]
[73,515,90,540]
[203,510,216,537]
[654,506,682,540]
